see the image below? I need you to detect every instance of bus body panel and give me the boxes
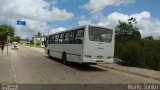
[82,25,115,64]
[46,44,84,63]
[83,42,114,63]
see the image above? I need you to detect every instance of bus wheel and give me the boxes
[62,53,67,65]
[82,63,90,67]
[48,50,51,58]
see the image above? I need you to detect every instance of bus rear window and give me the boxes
[89,26,112,43]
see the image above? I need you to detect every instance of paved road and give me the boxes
[1,45,160,84]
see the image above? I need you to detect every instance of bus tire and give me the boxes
[48,50,51,58]
[62,53,67,65]
[82,63,90,67]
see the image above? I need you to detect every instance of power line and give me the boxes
[80,0,123,20]
[53,0,123,28]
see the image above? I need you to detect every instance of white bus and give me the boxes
[45,25,115,65]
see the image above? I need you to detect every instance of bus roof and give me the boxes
[48,24,112,36]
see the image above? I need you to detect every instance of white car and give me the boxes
[12,42,18,50]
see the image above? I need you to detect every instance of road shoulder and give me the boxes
[0,46,16,84]
[98,64,160,81]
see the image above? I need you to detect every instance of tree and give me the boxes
[144,36,154,40]
[158,36,160,40]
[25,39,29,42]
[115,18,141,65]
[0,24,15,44]
[114,18,160,70]
[10,36,21,43]
[37,32,42,37]
[115,17,141,43]
[30,40,34,45]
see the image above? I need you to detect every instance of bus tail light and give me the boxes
[97,55,104,59]
[107,56,113,59]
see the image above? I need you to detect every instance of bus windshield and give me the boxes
[89,26,112,43]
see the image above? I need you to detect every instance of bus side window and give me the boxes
[69,30,75,44]
[49,36,51,44]
[50,36,52,44]
[48,36,50,44]
[64,32,70,44]
[52,35,55,44]
[55,34,59,44]
[44,37,48,47]
[59,33,64,44]
[51,36,53,44]
[75,29,84,44]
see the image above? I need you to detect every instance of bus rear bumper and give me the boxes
[82,58,113,64]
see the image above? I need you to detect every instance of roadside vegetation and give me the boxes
[0,24,15,44]
[0,24,22,44]
[10,36,21,43]
[29,42,41,48]
[29,32,42,48]
[115,18,160,70]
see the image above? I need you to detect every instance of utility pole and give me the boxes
[7,27,9,56]
[7,27,8,56]
[34,37,36,47]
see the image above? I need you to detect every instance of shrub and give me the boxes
[36,43,40,46]
[119,40,144,67]
[115,40,160,70]
[142,40,160,70]
[30,40,34,45]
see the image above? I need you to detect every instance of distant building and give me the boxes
[32,35,46,48]
[20,39,28,45]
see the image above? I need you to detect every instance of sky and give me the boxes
[0,0,160,39]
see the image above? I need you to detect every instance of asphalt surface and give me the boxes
[1,45,160,84]
[0,45,157,84]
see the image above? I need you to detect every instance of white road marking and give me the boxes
[10,48,17,84]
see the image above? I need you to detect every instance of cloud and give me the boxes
[0,17,51,39]
[0,0,74,22]
[83,0,136,12]
[0,0,74,39]
[78,20,91,26]
[98,12,129,28]
[130,11,151,21]
[4,18,50,39]
[98,11,160,38]
[49,27,66,34]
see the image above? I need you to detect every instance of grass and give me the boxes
[29,44,41,48]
